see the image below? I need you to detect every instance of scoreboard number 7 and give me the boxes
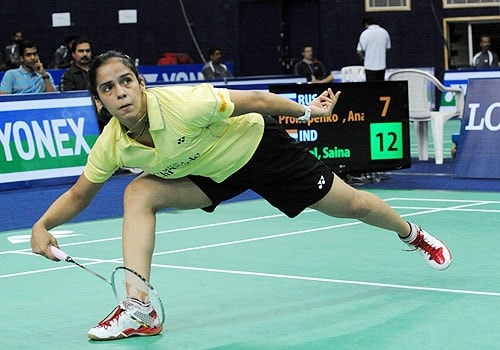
[380,96,391,117]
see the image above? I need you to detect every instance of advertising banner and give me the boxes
[0,91,100,186]
[454,78,500,179]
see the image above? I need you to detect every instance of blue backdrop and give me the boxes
[454,78,500,179]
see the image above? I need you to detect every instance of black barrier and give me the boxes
[269,82,411,175]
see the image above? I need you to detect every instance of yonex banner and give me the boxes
[138,63,233,85]
[454,78,500,179]
[0,91,100,184]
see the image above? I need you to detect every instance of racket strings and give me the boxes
[121,298,159,327]
[50,248,166,328]
[112,267,166,326]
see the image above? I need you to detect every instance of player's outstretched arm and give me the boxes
[228,88,340,119]
[31,174,104,260]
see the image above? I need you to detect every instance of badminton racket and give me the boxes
[50,245,165,327]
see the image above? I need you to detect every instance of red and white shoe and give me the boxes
[88,299,162,341]
[403,223,452,270]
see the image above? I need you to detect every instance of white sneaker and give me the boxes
[403,223,452,270]
[88,299,162,341]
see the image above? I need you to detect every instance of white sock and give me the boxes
[124,298,152,312]
[401,222,418,242]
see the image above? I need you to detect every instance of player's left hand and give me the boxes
[309,88,341,117]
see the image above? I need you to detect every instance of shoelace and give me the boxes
[407,231,446,264]
[98,307,124,329]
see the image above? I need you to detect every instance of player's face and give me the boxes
[95,59,146,124]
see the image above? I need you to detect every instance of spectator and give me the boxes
[202,47,233,79]
[294,45,329,82]
[50,34,80,69]
[357,16,391,81]
[4,30,23,70]
[0,40,56,94]
[59,37,92,92]
[59,37,117,135]
[471,34,499,69]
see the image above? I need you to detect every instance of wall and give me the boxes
[0,1,498,80]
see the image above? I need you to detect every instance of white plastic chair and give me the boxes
[341,65,365,82]
[387,69,464,165]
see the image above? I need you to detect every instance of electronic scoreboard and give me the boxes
[269,81,411,174]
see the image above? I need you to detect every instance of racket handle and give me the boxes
[50,245,70,262]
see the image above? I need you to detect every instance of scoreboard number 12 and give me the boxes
[369,122,404,160]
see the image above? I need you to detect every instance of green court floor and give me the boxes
[1,189,499,349]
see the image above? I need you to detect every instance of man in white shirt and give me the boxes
[357,17,391,81]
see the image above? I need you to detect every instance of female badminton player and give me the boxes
[31,51,452,340]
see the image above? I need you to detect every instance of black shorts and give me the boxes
[188,116,334,217]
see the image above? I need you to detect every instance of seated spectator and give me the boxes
[294,45,329,82]
[50,34,80,69]
[0,41,56,94]
[202,47,233,79]
[4,31,23,70]
[59,37,92,92]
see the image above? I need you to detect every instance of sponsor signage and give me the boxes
[0,91,100,185]
[454,78,500,179]
[138,63,233,84]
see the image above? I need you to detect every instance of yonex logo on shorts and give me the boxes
[317,175,326,189]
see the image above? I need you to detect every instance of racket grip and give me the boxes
[50,245,70,261]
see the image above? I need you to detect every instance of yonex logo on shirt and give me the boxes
[177,136,185,144]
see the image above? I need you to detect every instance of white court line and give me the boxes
[19,200,490,259]
[152,263,500,298]
[153,220,363,256]
[2,198,497,276]
[4,252,499,299]
[391,200,495,218]
[388,197,500,204]
[0,212,289,255]
[3,198,499,299]
[0,253,121,280]
[1,198,496,257]
[392,206,500,213]
[3,198,484,264]
[149,200,495,256]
